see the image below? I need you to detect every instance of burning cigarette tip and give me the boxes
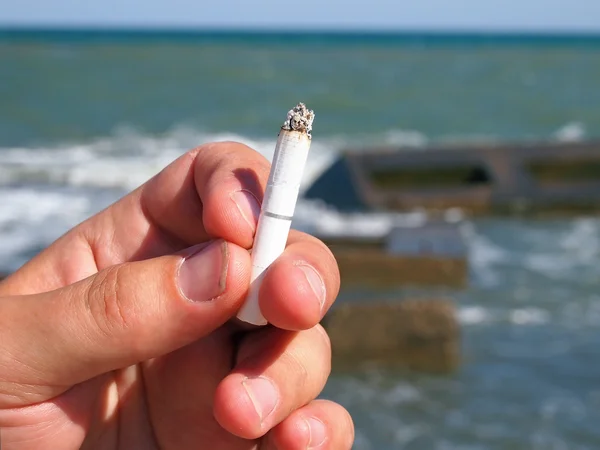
[282,102,315,137]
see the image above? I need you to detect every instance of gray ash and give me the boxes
[281,103,315,137]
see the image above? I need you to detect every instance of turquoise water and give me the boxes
[2,30,600,146]
[2,31,600,449]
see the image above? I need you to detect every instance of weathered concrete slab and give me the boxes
[332,248,467,289]
[323,222,468,288]
[306,140,600,215]
[324,299,460,373]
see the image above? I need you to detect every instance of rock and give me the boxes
[323,299,460,373]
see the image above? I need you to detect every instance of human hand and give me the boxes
[0,143,354,449]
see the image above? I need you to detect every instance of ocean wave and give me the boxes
[0,187,97,272]
[293,199,428,239]
[457,306,492,325]
[458,296,600,328]
[509,307,551,325]
[0,126,340,193]
[560,218,600,263]
[521,218,600,279]
[1,127,598,279]
[382,129,428,147]
[460,222,511,288]
[1,123,587,193]
[559,295,600,328]
[457,306,551,326]
[552,121,586,142]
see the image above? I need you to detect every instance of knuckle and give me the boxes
[282,327,332,399]
[314,324,332,356]
[282,348,310,394]
[86,264,135,338]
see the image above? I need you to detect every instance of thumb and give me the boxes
[0,240,250,407]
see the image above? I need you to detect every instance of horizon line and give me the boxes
[1,24,600,36]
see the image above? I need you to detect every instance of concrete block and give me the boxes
[322,222,468,289]
[306,140,600,215]
[333,249,467,289]
[323,299,460,373]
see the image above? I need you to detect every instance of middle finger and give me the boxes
[258,230,341,331]
[213,325,332,441]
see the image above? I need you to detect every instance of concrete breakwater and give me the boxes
[316,222,465,374]
[305,140,600,374]
[306,140,600,215]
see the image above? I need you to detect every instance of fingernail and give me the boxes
[178,241,228,302]
[305,417,327,448]
[242,376,279,424]
[231,189,261,234]
[295,263,326,311]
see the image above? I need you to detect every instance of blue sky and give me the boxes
[1,0,599,31]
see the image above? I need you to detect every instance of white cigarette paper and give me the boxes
[236,103,315,325]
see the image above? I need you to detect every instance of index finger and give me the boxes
[89,141,271,263]
[143,141,271,251]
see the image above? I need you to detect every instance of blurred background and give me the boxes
[2,1,600,448]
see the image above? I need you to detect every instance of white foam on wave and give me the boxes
[560,218,600,263]
[460,222,511,287]
[458,305,551,326]
[523,254,578,279]
[382,129,428,147]
[0,123,587,198]
[559,294,600,328]
[522,218,600,279]
[0,126,341,194]
[461,223,510,267]
[0,187,96,271]
[553,121,586,142]
[458,306,491,325]
[457,218,600,287]
[509,307,551,325]
[293,199,428,239]
[0,188,89,224]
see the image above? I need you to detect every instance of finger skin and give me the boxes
[143,142,271,251]
[142,329,250,450]
[262,399,355,450]
[213,325,332,440]
[0,241,251,408]
[259,231,340,331]
[194,142,271,249]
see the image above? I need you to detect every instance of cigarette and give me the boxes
[236,103,315,325]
